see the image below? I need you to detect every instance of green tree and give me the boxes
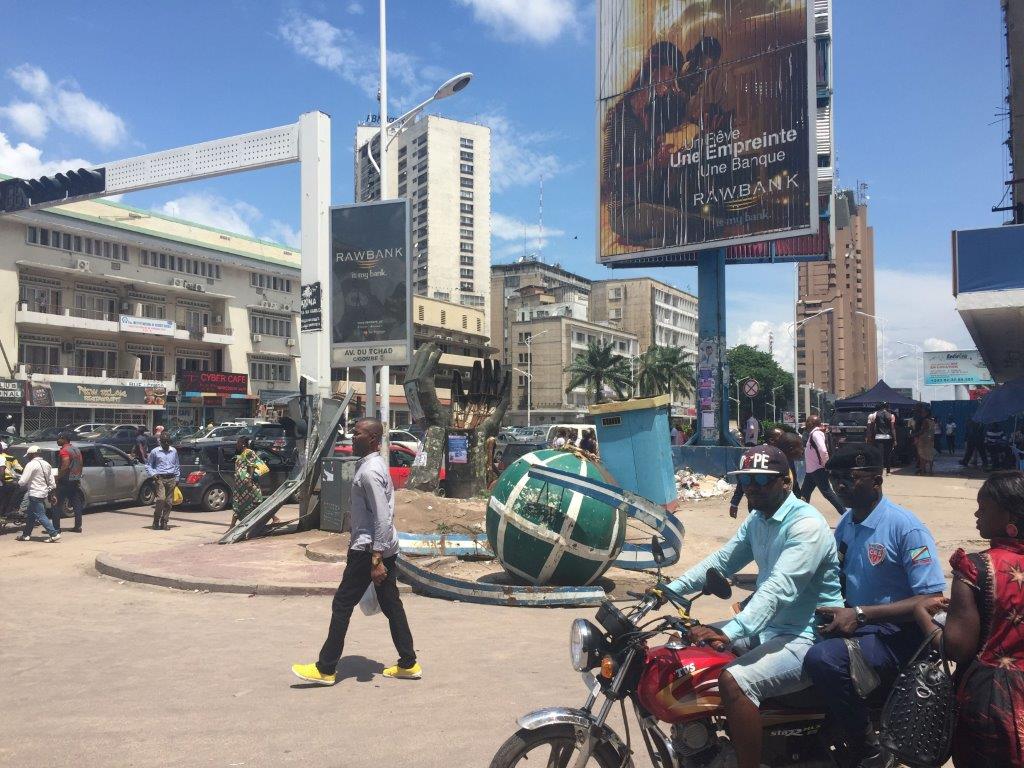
[565,340,632,404]
[636,345,696,400]
[727,344,795,422]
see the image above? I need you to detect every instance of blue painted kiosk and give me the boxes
[589,394,679,511]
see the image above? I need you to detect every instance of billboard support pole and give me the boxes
[691,249,740,447]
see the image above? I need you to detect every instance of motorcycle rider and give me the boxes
[804,443,946,768]
[667,444,843,768]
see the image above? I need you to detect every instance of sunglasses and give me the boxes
[736,473,780,487]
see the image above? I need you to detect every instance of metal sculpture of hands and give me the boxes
[405,342,512,494]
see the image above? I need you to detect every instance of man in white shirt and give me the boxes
[16,445,60,542]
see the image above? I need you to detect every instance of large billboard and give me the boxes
[330,200,412,368]
[924,350,995,387]
[597,0,819,266]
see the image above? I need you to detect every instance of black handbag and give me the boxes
[878,629,955,768]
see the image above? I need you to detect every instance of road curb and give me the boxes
[94,552,411,596]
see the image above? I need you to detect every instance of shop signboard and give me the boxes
[119,315,177,336]
[330,200,412,367]
[176,371,249,396]
[597,0,820,267]
[923,350,995,386]
[300,282,322,332]
[26,381,167,410]
[0,379,23,404]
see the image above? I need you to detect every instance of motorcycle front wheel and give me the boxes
[489,724,627,768]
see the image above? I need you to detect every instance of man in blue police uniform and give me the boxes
[804,443,946,768]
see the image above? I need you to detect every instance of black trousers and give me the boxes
[876,439,894,472]
[801,468,846,514]
[53,479,83,531]
[317,550,416,675]
[962,439,987,466]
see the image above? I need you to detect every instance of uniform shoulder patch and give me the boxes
[908,545,932,566]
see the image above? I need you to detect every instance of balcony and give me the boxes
[15,302,234,345]
[15,362,176,390]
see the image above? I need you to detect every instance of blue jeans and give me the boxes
[804,622,923,750]
[725,634,816,707]
[22,495,57,538]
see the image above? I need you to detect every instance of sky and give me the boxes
[0,1,1009,400]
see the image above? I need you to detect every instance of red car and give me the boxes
[333,443,444,490]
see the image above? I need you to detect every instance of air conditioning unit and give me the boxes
[193,284,205,292]
[172,278,186,288]
[61,341,74,354]
[251,334,263,343]
[120,301,132,312]
[111,262,121,271]
[259,300,272,308]
[75,259,91,271]
[213,314,223,324]
[286,338,297,347]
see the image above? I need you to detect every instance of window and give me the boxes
[250,273,293,293]
[462,315,468,329]
[460,281,474,292]
[249,360,291,383]
[74,292,117,320]
[460,151,473,161]
[416,173,427,185]
[62,233,72,250]
[418,305,425,322]
[609,308,622,320]
[460,203,473,214]
[18,340,59,369]
[440,310,447,325]
[460,242,474,253]
[460,190,473,201]
[460,164,474,174]
[27,227,128,261]
[176,352,211,372]
[249,314,293,338]
[460,137,474,148]
[460,177,473,188]
[460,216,474,226]
[476,318,482,332]
[98,445,131,467]
[75,347,117,373]
[504,276,520,288]
[460,228,474,240]
[398,185,407,197]
[460,255,474,266]
[608,287,622,300]
[19,283,61,313]
[134,351,165,375]
[433,291,450,301]
[26,226,38,244]
[460,268,474,279]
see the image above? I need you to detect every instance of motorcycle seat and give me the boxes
[761,687,826,711]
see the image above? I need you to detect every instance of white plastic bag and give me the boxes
[358,584,381,616]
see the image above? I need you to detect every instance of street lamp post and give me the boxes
[368,0,473,439]
[513,367,532,427]
[893,340,924,400]
[856,310,886,382]
[788,307,833,430]
[771,385,784,422]
[524,328,550,427]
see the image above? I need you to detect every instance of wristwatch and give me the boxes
[854,606,867,626]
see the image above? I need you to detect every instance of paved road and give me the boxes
[2,468,980,768]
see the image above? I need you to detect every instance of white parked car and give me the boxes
[389,429,422,452]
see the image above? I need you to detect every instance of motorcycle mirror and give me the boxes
[651,535,666,566]
[703,568,732,600]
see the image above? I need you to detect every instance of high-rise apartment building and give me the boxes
[354,115,491,319]
[797,189,878,398]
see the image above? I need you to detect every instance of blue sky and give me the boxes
[0,1,1008,397]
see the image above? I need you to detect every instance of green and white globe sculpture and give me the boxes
[486,449,626,586]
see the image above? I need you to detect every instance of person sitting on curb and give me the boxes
[804,443,946,768]
[16,445,60,542]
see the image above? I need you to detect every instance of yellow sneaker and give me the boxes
[383,662,422,680]
[291,663,336,686]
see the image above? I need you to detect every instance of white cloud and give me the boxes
[735,320,794,373]
[0,64,127,149]
[0,131,92,178]
[263,220,301,249]
[0,101,47,140]
[455,0,579,44]
[157,193,261,237]
[346,1,364,13]
[278,12,446,111]
[491,211,564,241]
[923,337,958,352]
[477,111,564,192]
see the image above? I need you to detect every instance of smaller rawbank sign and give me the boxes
[924,350,995,386]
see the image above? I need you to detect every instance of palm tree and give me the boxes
[635,345,696,400]
[565,341,632,404]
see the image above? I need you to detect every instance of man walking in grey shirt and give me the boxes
[292,418,419,685]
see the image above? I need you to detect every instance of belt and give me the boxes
[156,473,177,479]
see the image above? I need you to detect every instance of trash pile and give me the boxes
[675,469,732,501]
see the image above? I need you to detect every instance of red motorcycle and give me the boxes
[489,544,843,768]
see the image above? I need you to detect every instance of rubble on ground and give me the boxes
[675,469,731,500]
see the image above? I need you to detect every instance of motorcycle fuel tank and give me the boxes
[637,643,734,724]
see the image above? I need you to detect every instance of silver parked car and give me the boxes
[7,442,155,509]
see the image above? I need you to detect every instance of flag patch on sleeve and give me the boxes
[909,546,932,565]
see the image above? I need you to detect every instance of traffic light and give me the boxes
[0,167,106,214]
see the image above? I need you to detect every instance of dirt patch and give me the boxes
[395,489,488,535]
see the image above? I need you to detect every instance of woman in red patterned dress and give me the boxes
[917,470,1024,766]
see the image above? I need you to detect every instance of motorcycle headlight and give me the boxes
[569,619,601,672]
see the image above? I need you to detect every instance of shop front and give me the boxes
[23,380,167,431]
[172,371,254,427]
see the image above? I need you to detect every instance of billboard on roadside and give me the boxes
[924,350,995,387]
[597,0,819,266]
[330,200,412,367]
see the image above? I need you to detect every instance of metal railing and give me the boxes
[17,363,173,381]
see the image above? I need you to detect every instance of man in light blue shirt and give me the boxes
[669,445,842,768]
[145,432,179,530]
[805,443,946,768]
